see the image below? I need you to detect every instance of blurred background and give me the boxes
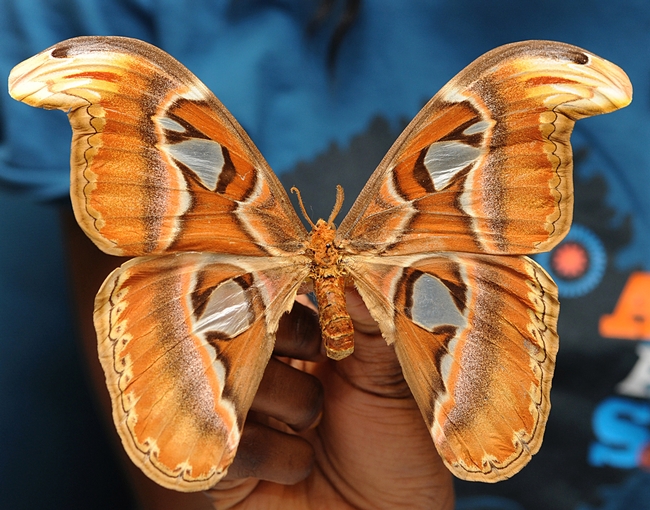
[1,1,649,508]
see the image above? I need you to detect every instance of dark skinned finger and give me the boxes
[223,421,315,484]
[251,357,324,431]
[274,300,324,361]
[221,303,325,484]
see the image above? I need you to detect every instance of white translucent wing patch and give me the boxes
[410,273,467,331]
[157,116,186,132]
[424,141,482,190]
[193,278,253,339]
[462,119,492,136]
[164,138,226,191]
[439,337,459,386]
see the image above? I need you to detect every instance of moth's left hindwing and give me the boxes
[96,253,308,490]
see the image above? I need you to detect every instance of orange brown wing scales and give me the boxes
[347,253,558,481]
[337,40,632,256]
[8,36,307,258]
[95,252,308,491]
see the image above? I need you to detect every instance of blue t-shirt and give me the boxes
[2,1,650,509]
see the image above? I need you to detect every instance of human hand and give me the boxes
[208,289,455,510]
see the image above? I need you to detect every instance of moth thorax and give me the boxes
[293,183,346,271]
[307,219,342,268]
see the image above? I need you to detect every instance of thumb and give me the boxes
[337,288,412,398]
[345,287,380,335]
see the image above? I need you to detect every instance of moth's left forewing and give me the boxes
[8,37,307,257]
[346,254,559,481]
[337,41,632,256]
[95,252,309,491]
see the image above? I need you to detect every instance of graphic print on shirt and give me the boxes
[535,224,607,299]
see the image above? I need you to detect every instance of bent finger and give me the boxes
[274,300,324,361]
[224,421,314,484]
[251,357,324,431]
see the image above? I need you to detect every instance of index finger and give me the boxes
[273,299,325,361]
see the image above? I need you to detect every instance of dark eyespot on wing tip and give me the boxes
[573,51,590,65]
[50,46,68,59]
[49,37,99,58]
